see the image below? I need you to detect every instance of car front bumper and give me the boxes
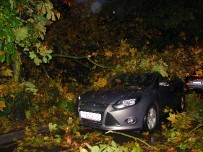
[79,104,145,131]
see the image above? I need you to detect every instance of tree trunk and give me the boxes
[13,52,21,83]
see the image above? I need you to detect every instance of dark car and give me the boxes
[185,75,203,93]
[76,72,185,132]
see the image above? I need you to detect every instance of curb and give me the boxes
[0,126,49,145]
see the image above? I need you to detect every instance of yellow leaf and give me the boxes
[79,147,87,152]
[93,78,107,89]
[0,100,6,111]
[51,11,56,21]
[196,69,202,75]
[142,131,149,136]
[75,131,81,137]
[1,69,13,77]
[0,51,5,56]
[44,136,49,140]
[167,113,177,124]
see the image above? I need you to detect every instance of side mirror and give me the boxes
[159,81,170,87]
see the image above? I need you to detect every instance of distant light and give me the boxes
[76,0,104,13]
[91,1,102,13]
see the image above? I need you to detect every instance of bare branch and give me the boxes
[52,54,110,69]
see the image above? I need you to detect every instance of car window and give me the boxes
[158,76,170,87]
[159,76,169,83]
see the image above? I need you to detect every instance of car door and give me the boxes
[168,76,185,109]
[158,76,173,113]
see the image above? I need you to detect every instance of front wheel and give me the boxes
[143,105,158,133]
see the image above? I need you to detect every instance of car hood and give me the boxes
[80,86,144,105]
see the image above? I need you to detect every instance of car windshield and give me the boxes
[110,73,155,88]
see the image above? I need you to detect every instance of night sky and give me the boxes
[76,0,105,13]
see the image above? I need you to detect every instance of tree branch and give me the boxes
[52,54,87,59]
[52,54,111,69]
[86,57,109,69]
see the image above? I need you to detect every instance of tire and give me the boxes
[179,95,186,112]
[143,105,158,133]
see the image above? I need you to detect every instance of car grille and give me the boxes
[105,112,119,126]
[81,119,103,129]
[79,102,108,111]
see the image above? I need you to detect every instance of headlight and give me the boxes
[114,98,137,109]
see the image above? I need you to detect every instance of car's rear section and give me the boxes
[186,75,203,93]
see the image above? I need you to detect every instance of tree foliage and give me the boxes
[101,0,203,49]
[0,0,60,67]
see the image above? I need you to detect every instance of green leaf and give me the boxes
[25,81,36,88]
[54,135,61,143]
[29,51,37,59]
[42,5,46,15]
[45,1,54,11]
[0,53,5,62]
[68,117,73,125]
[106,147,114,152]
[25,110,32,120]
[152,63,168,77]
[36,3,43,11]
[2,29,12,43]
[11,51,17,61]
[5,53,10,64]
[47,54,52,61]
[9,16,22,27]
[46,49,53,54]
[39,32,45,40]
[5,43,15,54]
[140,58,150,70]
[91,146,100,152]
[9,0,15,10]
[83,134,89,139]
[42,56,47,63]
[0,43,4,62]
[179,143,187,150]
[35,43,41,48]
[37,22,46,33]
[14,27,28,41]
[111,141,117,148]
[46,11,51,20]
[48,123,57,132]
[132,147,142,152]
[23,81,38,95]
[34,57,42,66]
[79,147,88,152]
